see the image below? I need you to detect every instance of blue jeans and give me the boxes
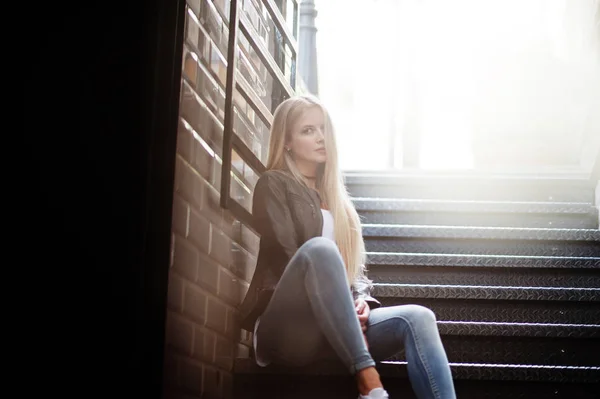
[256,237,456,399]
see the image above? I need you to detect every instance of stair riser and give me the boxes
[369,266,600,288]
[234,372,600,399]
[387,337,600,367]
[347,184,594,202]
[358,210,599,229]
[377,298,600,324]
[365,238,600,257]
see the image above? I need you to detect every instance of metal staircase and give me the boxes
[234,172,600,398]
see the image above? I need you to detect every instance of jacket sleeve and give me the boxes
[352,269,381,310]
[252,173,299,279]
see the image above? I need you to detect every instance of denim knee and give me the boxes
[403,304,437,327]
[300,237,341,260]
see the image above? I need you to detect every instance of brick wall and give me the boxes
[162,116,260,399]
[162,0,296,395]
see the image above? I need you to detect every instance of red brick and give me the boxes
[192,326,215,363]
[192,135,213,181]
[191,326,203,360]
[209,228,232,267]
[171,194,189,237]
[197,253,219,294]
[225,308,240,340]
[218,268,242,306]
[205,329,217,363]
[202,183,224,227]
[230,176,252,211]
[236,343,250,359]
[177,163,203,211]
[180,359,203,395]
[230,220,242,247]
[165,312,194,355]
[238,329,252,347]
[203,366,221,398]
[188,209,211,255]
[206,297,227,335]
[167,272,184,312]
[231,242,256,283]
[211,157,222,192]
[183,283,207,325]
[177,120,195,164]
[215,336,234,370]
[240,224,259,256]
[172,237,198,282]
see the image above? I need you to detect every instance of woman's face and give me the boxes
[287,106,327,168]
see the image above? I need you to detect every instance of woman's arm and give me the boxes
[253,173,299,279]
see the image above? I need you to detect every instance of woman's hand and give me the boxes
[355,298,370,332]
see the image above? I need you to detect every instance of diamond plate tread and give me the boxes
[359,210,598,229]
[436,321,600,338]
[378,297,600,324]
[353,198,598,215]
[372,283,600,302]
[381,362,600,383]
[388,336,600,366]
[363,224,600,242]
[344,173,593,185]
[366,253,600,268]
[365,238,599,257]
[349,185,593,202]
[370,266,600,288]
[344,174,594,202]
[234,357,600,383]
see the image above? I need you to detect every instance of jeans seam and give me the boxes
[370,316,440,399]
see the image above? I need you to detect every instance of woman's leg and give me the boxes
[257,237,375,373]
[365,305,456,399]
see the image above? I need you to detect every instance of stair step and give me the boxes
[366,253,600,268]
[363,224,600,241]
[366,253,600,288]
[436,321,600,338]
[354,198,599,228]
[379,361,600,383]
[378,297,600,324]
[345,173,595,202]
[372,283,600,302]
[364,225,600,257]
[389,336,600,367]
[354,198,597,214]
[234,357,600,383]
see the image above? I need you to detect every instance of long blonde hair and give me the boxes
[266,95,367,286]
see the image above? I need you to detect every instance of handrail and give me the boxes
[220,0,241,210]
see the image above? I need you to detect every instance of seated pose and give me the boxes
[239,95,456,399]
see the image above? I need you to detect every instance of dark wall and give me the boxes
[32,1,184,398]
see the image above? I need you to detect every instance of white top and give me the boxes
[253,209,335,366]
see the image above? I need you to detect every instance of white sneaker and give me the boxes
[358,387,389,399]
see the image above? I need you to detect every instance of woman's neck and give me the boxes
[295,161,318,179]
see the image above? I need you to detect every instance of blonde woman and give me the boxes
[239,95,456,399]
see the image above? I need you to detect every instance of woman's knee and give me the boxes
[402,304,437,327]
[298,237,342,263]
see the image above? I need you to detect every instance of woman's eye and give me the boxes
[302,127,314,134]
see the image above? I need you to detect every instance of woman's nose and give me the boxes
[316,128,325,142]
